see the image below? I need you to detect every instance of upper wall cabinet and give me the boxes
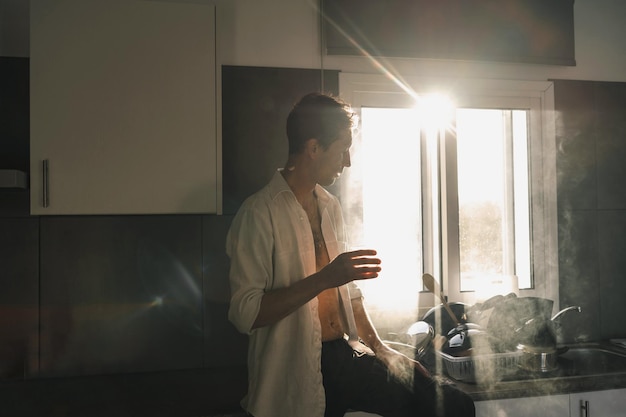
[30,0,217,215]
[323,0,575,66]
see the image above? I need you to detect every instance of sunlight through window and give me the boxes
[355,107,422,314]
[350,103,532,317]
[456,109,532,292]
[341,74,558,317]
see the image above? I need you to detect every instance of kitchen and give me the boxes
[1,0,626,416]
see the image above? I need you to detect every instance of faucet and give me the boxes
[551,305,582,321]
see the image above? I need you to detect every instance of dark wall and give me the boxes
[0,57,29,172]
[222,65,339,214]
[555,80,626,343]
[0,57,30,217]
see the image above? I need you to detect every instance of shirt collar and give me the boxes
[269,169,332,211]
[268,169,293,199]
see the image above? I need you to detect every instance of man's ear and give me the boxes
[305,138,320,157]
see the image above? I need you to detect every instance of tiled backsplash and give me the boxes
[555,80,626,343]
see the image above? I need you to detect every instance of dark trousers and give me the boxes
[321,339,475,417]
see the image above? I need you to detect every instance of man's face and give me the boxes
[315,128,352,186]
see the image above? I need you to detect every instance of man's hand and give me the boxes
[320,249,382,288]
[251,250,379,329]
[374,343,433,386]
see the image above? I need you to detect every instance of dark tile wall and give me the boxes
[0,57,29,172]
[222,65,339,214]
[555,80,626,343]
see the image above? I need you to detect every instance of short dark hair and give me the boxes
[286,93,356,155]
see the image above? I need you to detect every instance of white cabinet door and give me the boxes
[30,0,217,214]
[570,388,626,417]
[476,395,570,417]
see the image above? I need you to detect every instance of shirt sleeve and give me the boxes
[226,202,274,334]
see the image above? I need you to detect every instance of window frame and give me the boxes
[339,73,559,310]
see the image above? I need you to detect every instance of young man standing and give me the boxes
[227,93,475,417]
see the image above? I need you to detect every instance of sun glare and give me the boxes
[415,93,454,134]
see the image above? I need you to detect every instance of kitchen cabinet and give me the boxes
[569,388,626,417]
[0,218,39,378]
[38,215,204,377]
[30,0,217,215]
[322,0,576,66]
[475,395,570,417]
[476,388,626,417]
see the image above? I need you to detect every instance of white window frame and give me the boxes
[339,73,559,311]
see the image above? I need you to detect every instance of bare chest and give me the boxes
[305,202,344,341]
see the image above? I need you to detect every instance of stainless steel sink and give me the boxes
[486,345,626,382]
[558,346,626,377]
[435,343,626,383]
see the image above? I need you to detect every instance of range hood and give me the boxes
[0,169,28,189]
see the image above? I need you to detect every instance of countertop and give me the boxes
[446,341,626,401]
[2,342,625,415]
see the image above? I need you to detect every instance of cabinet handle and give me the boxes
[42,159,49,208]
[580,399,589,417]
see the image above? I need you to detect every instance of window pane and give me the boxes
[355,108,422,314]
[456,109,531,292]
[340,74,557,306]
[351,106,532,313]
[513,110,532,289]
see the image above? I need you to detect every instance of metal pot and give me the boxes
[441,323,495,356]
[517,344,569,373]
[421,302,468,336]
[481,296,554,351]
[514,305,582,347]
[513,305,581,373]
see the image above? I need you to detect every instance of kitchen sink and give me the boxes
[496,345,626,382]
[453,345,626,401]
[434,343,626,384]
[447,345,626,383]
[557,346,626,377]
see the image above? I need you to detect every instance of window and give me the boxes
[339,74,558,327]
[455,109,531,291]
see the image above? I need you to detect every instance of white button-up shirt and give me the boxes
[227,170,362,417]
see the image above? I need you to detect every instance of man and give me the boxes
[227,92,475,417]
